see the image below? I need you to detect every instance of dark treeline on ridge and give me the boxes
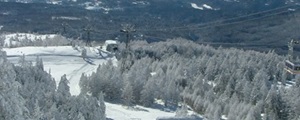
[1,1,300,54]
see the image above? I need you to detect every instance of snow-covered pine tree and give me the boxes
[56,74,71,107]
[140,77,156,107]
[122,81,135,107]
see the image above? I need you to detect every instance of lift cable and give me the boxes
[136,4,299,32]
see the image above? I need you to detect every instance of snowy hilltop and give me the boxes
[2,33,300,120]
[0,33,204,120]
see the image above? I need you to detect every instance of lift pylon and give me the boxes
[285,39,300,75]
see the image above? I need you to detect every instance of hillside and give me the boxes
[1,33,300,119]
[4,46,115,95]
[1,1,300,54]
[2,1,300,119]
[2,45,201,120]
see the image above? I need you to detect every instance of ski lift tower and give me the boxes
[285,39,300,77]
[120,24,136,73]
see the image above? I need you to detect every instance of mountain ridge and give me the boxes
[1,1,300,54]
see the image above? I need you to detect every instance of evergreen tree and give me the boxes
[122,81,134,106]
[265,85,289,120]
[140,77,155,107]
[56,74,71,107]
[164,80,180,107]
[175,104,188,117]
[32,100,41,119]
[35,56,44,71]
[79,73,89,95]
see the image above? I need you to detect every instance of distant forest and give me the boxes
[1,2,300,55]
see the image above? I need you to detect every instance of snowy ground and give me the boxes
[3,45,204,120]
[106,102,175,120]
[4,46,116,95]
[190,3,218,10]
[106,100,202,120]
[1,33,58,47]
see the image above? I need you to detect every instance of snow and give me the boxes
[5,46,80,56]
[106,100,202,120]
[83,1,110,11]
[1,33,58,47]
[18,0,29,3]
[191,3,218,10]
[1,12,10,15]
[3,33,56,41]
[132,1,150,5]
[3,45,202,119]
[46,1,62,5]
[203,79,216,87]
[203,4,213,10]
[221,115,228,120]
[277,80,295,89]
[288,8,296,11]
[2,33,204,119]
[105,103,175,120]
[51,16,81,21]
[191,3,203,10]
[86,6,108,11]
[105,40,118,44]
[150,72,157,76]
[85,6,123,13]
[224,0,240,2]
[4,46,117,95]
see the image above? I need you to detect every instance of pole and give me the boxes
[61,22,67,35]
[83,27,92,46]
[120,24,136,73]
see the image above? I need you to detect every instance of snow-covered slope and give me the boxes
[106,101,202,120]
[106,102,175,120]
[191,3,204,10]
[191,3,216,10]
[3,45,204,120]
[3,33,57,41]
[1,32,204,119]
[4,46,117,95]
[0,33,64,47]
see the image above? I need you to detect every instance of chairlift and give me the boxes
[285,60,300,74]
[285,39,300,74]
[104,40,119,52]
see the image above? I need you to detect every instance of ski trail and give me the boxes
[66,58,100,95]
[4,46,116,95]
[106,103,132,119]
[67,62,89,80]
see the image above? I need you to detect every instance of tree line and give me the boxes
[1,37,300,119]
[0,51,106,120]
[81,38,300,119]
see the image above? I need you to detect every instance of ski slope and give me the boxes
[106,102,175,120]
[105,101,203,120]
[1,33,58,47]
[3,45,203,120]
[4,46,116,95]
